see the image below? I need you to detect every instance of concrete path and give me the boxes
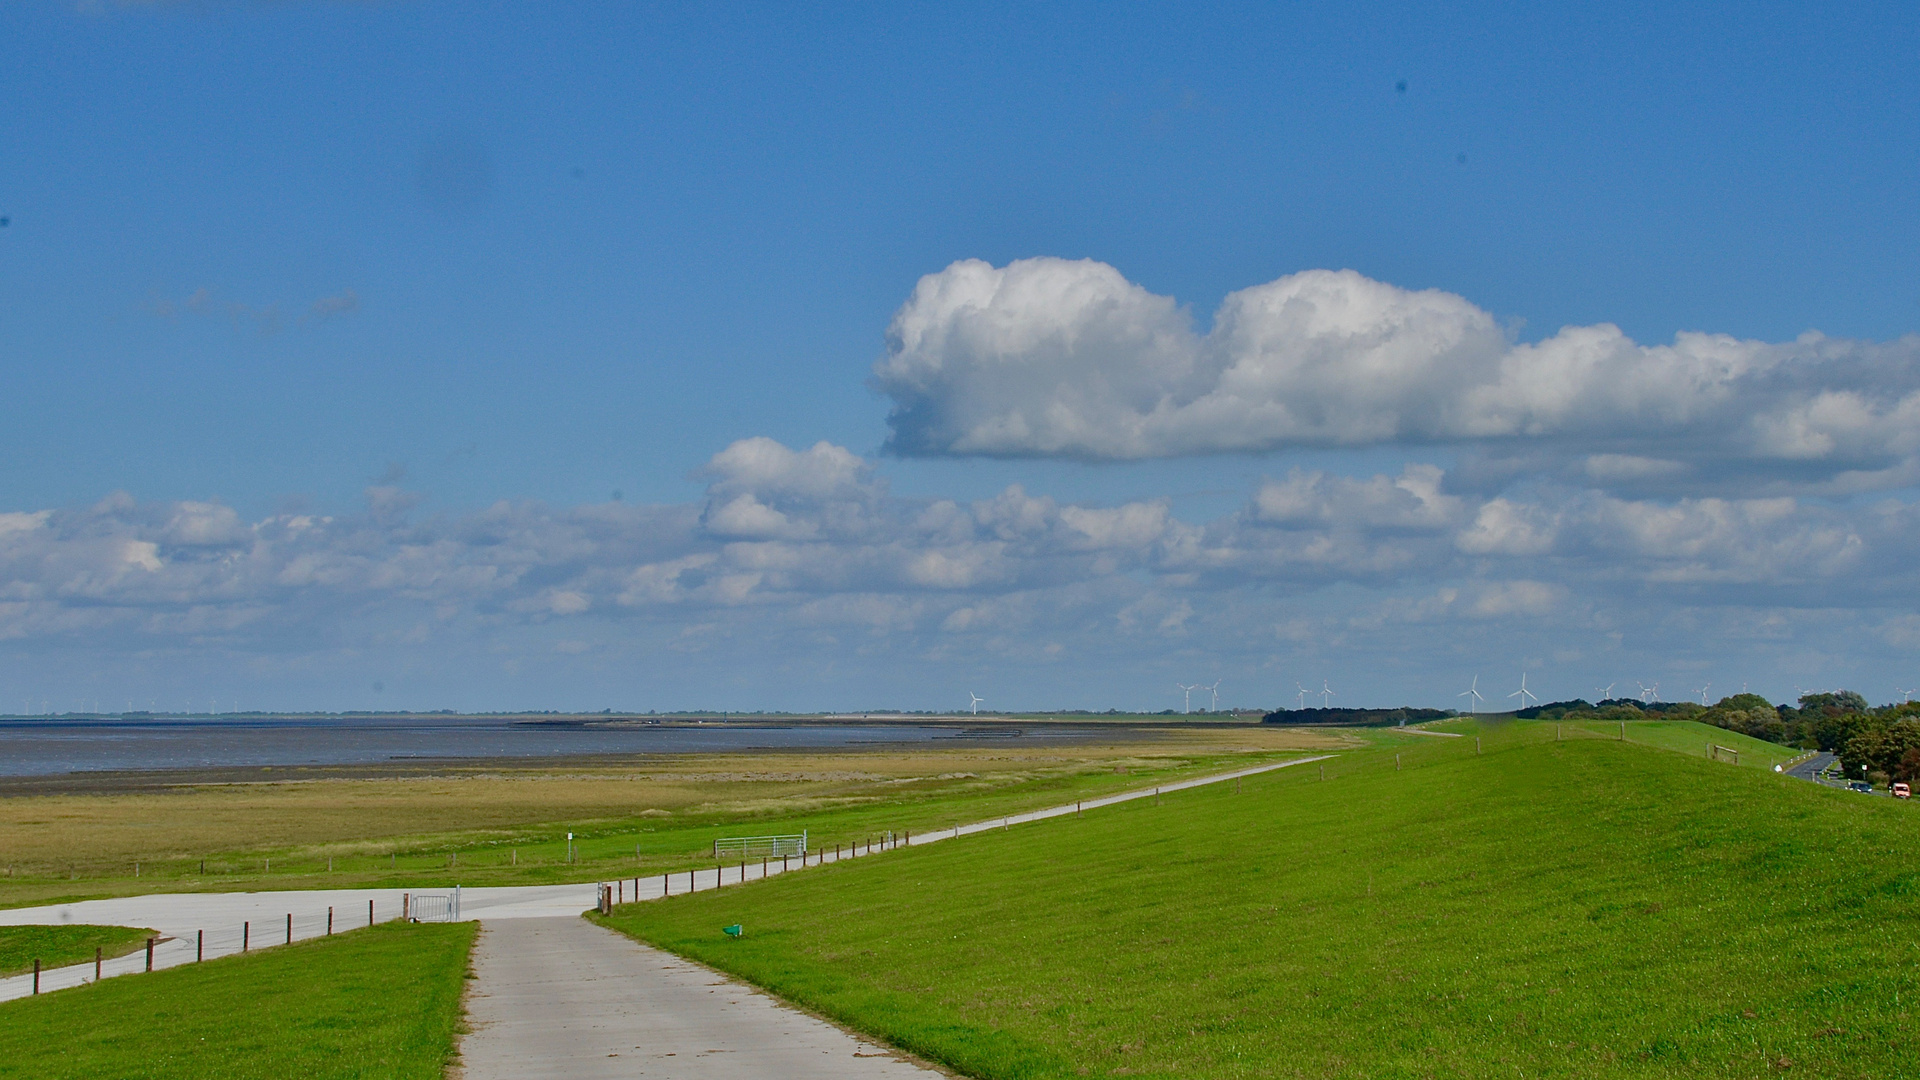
[0,883,598,1001]
[457,917,940,1079]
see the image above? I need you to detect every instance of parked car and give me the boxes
[1894,782,1912,799]
[1847,780,1875,793]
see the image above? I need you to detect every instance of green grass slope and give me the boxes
[601,730,1920,1079]
[0,922,473,1079]
[0,925,152,978]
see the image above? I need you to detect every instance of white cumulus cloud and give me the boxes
[873,258,1920,493]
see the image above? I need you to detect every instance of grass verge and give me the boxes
[0,924,153,978]
[0,921,473,1079]
[600,723,1920,1078]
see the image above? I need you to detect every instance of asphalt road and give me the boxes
[1785,751,1837,783]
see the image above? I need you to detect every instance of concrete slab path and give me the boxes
[457,916,941,1079]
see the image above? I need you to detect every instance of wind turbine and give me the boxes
[1636,681,1658,705]
[1595,682,1616,702]
[1320,680,1336,709]
[1696,683,1712,706]
[1177,683,1197,714]
[1458,675,1484,714]
[1295,682,1308,710]
[967,692,983,716]
[1203,680,1221,712]
[1509,673,1538,710]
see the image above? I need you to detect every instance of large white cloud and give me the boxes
[874,258,1920,489]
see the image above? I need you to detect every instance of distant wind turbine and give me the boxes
[1177,683,1197,714]
[1458,676,1484,714]
[1509,673,1538,710]
[1637,681,1659,705]
[1595,682,1616,702]
[1295,682,1308,710]
[1697,683,1712,706]
[1203,680,1221,712]
[1320,680,1336,709]
[967,692,984,716]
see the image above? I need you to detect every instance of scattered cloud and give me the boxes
[0,439,1908,704]
[308,289,359,321]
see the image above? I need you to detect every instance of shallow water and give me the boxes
[0,717,1069,776]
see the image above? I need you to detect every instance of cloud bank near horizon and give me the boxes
[1,435,1914,708]
[874,259,1920,495]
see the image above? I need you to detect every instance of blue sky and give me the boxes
[3,1,1919,713]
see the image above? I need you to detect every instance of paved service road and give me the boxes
[458,917,942,1079]
[1786,751,1836,784]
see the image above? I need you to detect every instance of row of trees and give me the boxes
[1517,691,1920,785]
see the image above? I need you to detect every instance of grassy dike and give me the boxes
[0,921,473,1080]
[598,723,1920,1079]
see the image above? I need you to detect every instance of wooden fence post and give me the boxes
[32,959,38,995]
[146,937,154,971]
[95,946,102,981]
[243,921,250,951]
[196,930,203,962]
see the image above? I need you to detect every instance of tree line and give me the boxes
[1516,691,1920,785]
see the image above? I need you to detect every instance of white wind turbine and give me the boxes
[1595,682,1616,702]
[1177,683,1197,714]
[967,692,984,715]
[1696,683,1712,706]
[1509,672,1538,710]
[1320,680,1336,709]
[1636,681,1659,705]
[1295,682,1308,710]
[1901,688,1918,704]
[1458,675,1484,714]
[1203,680,1221,712]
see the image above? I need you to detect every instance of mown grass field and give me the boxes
[0,921,473,1079]
[0,924,151,978]
[0,726,1340,908]
[601,720,1920,1079]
